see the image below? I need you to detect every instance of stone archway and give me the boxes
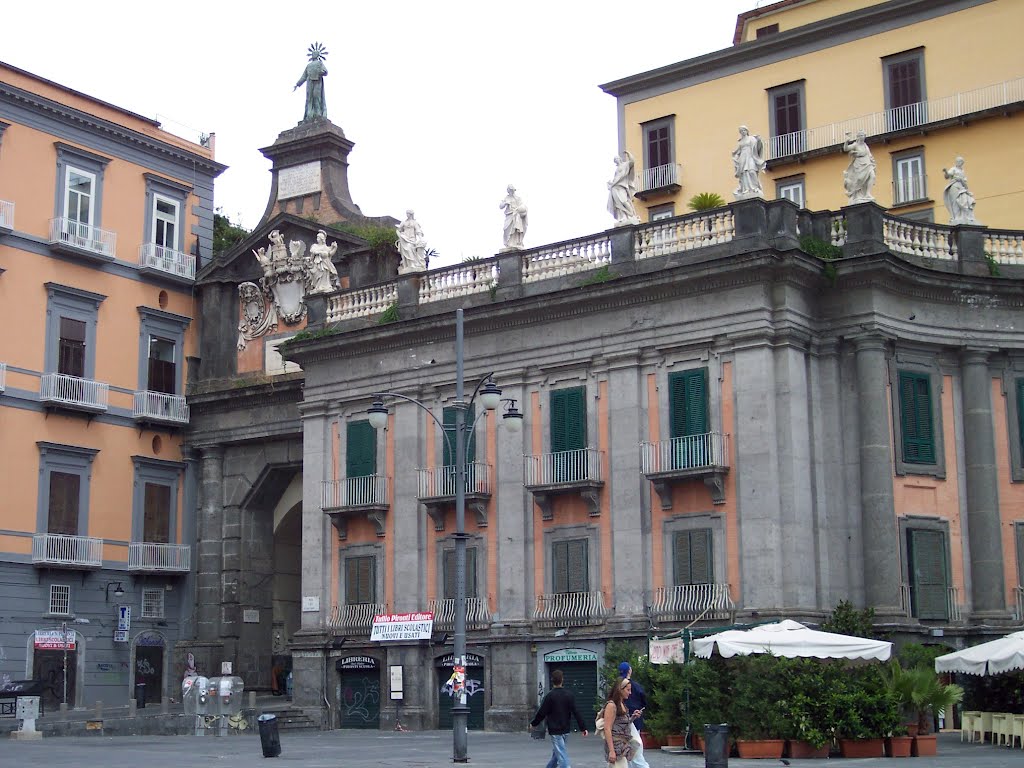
[271,496,302,694]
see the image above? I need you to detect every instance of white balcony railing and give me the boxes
[139,243,196,280]
[32,533,103,568]
[129,542,191,572]
[48,217,116,257]
[0,362,6,392]
[638,163,681,193]
[329,602,387,632]
[883,216,957,261]
[649,583,735,622]
[900,583,963,622]
[768,77,1024,160]
[327,282,398,322]
[533,590,608,626]
[133,391,189,423]
[417,463,492,499]
[521,233,611,284]
[419,260,498,304]
[427,597,492,630]
[0,199,13,230]
[635,210,735,260]
[641,433,730,474]
[40,372,109,412]
[524,448,604,487]
[321,475,389,508]
[892,175,928,206]
[985,230,1024,266]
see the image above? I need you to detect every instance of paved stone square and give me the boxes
[4,730,1024,768]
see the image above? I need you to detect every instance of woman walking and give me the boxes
[602,677,640,767]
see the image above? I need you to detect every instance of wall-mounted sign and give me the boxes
[137,632,164,647]
[336,656,379,670]
[117,605,131,632]
[34,630,75,650]
[277,161,322,200]
[390,665,403,700]
[436,653,484,668]
[543,648,598,663]
[301,596,320,612]
[370,612,434,642]
[243,609,260,624]
[221,662,233,675]
[113,630,129,643]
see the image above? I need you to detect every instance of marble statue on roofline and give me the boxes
[607,151,641,226]
[843,131,877,204]
[732,125,765,199]
[294,42,328,122]
[943,156,979,226]
[396,210,428,274]
[500,185,528,251]
[307,229,340,293]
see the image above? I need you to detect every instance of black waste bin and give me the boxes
[135,682,147,709]
[704,723,729,768]
[258,713,282,758]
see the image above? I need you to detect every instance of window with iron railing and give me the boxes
[49,584,71,616]
[141,588,165,619]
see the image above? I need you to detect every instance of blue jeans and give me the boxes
[545,733,571,768]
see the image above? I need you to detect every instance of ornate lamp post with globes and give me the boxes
[367,308,522,762]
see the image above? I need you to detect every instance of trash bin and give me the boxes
[704,723,729,768]
[257,713,281,758]
[135,682,147,709]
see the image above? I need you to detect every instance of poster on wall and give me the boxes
[34,630,76,650]
[370,612,434,642]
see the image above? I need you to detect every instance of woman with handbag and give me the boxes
[601,677,640,767]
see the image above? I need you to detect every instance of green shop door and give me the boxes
[437,652,485,730]
[336,656,380,729]
[543,648,598,732]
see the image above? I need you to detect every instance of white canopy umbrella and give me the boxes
[691,619,892,661]
[934,631,1024,676]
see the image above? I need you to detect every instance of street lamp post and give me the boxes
[367,308,521,762]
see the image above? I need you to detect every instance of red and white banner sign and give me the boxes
[370,612,434,642]
[649,636,686,664]
[34,630,76,650]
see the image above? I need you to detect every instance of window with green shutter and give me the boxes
[346,420,377,478]
[1015,523,1024,588]
[443,547,478,599]
[345,556,375,604]
[442,405,476,465]
[669,369,709,469]
[1017,380,1024,462]
[552,538,589,594]
[898,371,935,464]
[673,529,713,585]
[907,528,949,620]
[550,387,587,482]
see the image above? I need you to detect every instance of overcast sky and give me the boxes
[5,0,755,266]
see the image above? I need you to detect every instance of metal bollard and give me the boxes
[162,696,169,714]
[94,700,103,719]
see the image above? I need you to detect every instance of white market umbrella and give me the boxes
[934,631,1024,676]
[691,619,892,661]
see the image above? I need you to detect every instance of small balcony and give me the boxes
[649,583,735,624]
[892,175,928,207]
[417,463,492,530]
[329,602,387,633]
[899,583,963,622]
[133,390,189,426]
[523,448,604,519]
[533,590,608,628]
[321,476,389,539]
[128,542,191,573]
[640,432,730,507]
[139,243,196,282]
[40,372,109,414]
[48,217,116,261]
[32,533,103,569]
[0,199,13,233]
[636,163,681,199]
[427,597,492,631]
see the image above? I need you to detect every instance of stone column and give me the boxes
[960,349,1008,618]
[854,336,902,614]
[180,446,200,637]
[197,446,224,642]
[299,403,331,630]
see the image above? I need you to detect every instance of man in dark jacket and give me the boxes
[619,662,650,768]
[530,669,589,768]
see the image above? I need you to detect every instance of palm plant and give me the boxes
[885,663,963,735]
[687,192,726,212]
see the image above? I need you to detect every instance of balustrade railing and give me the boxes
[327,282,398,322]
[522,234,611,283]
[524,448,603,486]
[649,583,735,621]
[32,533,103,568]
[417,463,491,499]
[830,216,848,247]
[635,210,735,260]
[322,475,389,508]
[985,231,1024,265]
[40,372,109,411]
[533,590,608,626]
[129,542,191,572]
[133,391,189,423]
[638,163,681,193]
[420,260,498,303]
[640,433,729,474]
[900,583,962,622]
[427,597,492,630]
[329,602,387,631]
[139,243,196,280]
[0,199,13,230]
[883,216,957,260]
[48,217,116,257]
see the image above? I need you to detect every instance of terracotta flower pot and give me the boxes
[884,735,913,757]
[664,733,685,747]
[786,740,830,759]
[838,738,885,758]
[692,734,704,752]
[640,731,661,750]
[912,734,937,756]
[736,739,785,758]
[903,722,919,737]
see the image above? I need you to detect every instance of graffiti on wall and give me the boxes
[341,678,380,723]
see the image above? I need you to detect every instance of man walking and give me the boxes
[530,669,589,768]
[619,662,650,768]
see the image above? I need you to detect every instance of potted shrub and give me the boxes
[646,659,685,746]
[884,725,913,758]
[730,655,787,758]
[786,692,831,759]
[679,656,729,752]
[833,669,898,758]
[903,667,964,756]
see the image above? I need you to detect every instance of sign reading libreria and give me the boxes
[370,612,434,642]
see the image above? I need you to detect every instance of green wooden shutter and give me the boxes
[1017,379,1024,461]
[550,387,587,453]
[1016,524,1024,589]
[669,369,709,468]
[908,529,948,620]
[899,372,935,464]
[346,421,377,478]
[345,556,375,604]
[443,406,476,466]
[673,529,712,585]
[442,547,477,600]
[553,541,569,593]
[566,539,589,593]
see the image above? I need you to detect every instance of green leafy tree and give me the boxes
[212,210,249,258]
[821,599,876,638]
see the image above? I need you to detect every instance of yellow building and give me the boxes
[601,0,1023,226]
[0,61,224,710]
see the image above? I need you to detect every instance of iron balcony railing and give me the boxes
[133,391,189,423]
[427,597,491,630]
[0,361,5,392]
[533,590,608,627]
[321,475,389,508]
[638,162,681,193]
[1015,585,1024,622]
[0,199,13,230]
[139,242,196,280]
[32,533,103,568]
[128,542,191,572]
[48,217,116,257]
[329,602,387,632]
[417,463,491,499]
[892,174,928,206]
[640,432,730,474]
[900,583,962,622]
[649,584,735,622]
[523,448,603,487]
[40,372,109,412]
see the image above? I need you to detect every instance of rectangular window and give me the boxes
[777,179,805,208]
[152,196,179,249]
[345,556,375,604]
[143,483,171,544]
[669,368,709,468]
[443,547,478,599]
[147,336,176,394]
[649,203,675,221]
[552,538,589,594]
[673,529,713,585]
[887,58,922,109]
[645,123,672,170]
[893,153,926,205]
[550,386,587,482]
[756,23,779,38]
[47,471,80,535]
[907,528,949,620]
[898,371,935,464]
[64,167,95,226]
[884,50,926,130]
[346,421,377,478]
[442,405,477,466]
[49,584,71,616]
[58,317,86,378]
[141,588,165,619]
